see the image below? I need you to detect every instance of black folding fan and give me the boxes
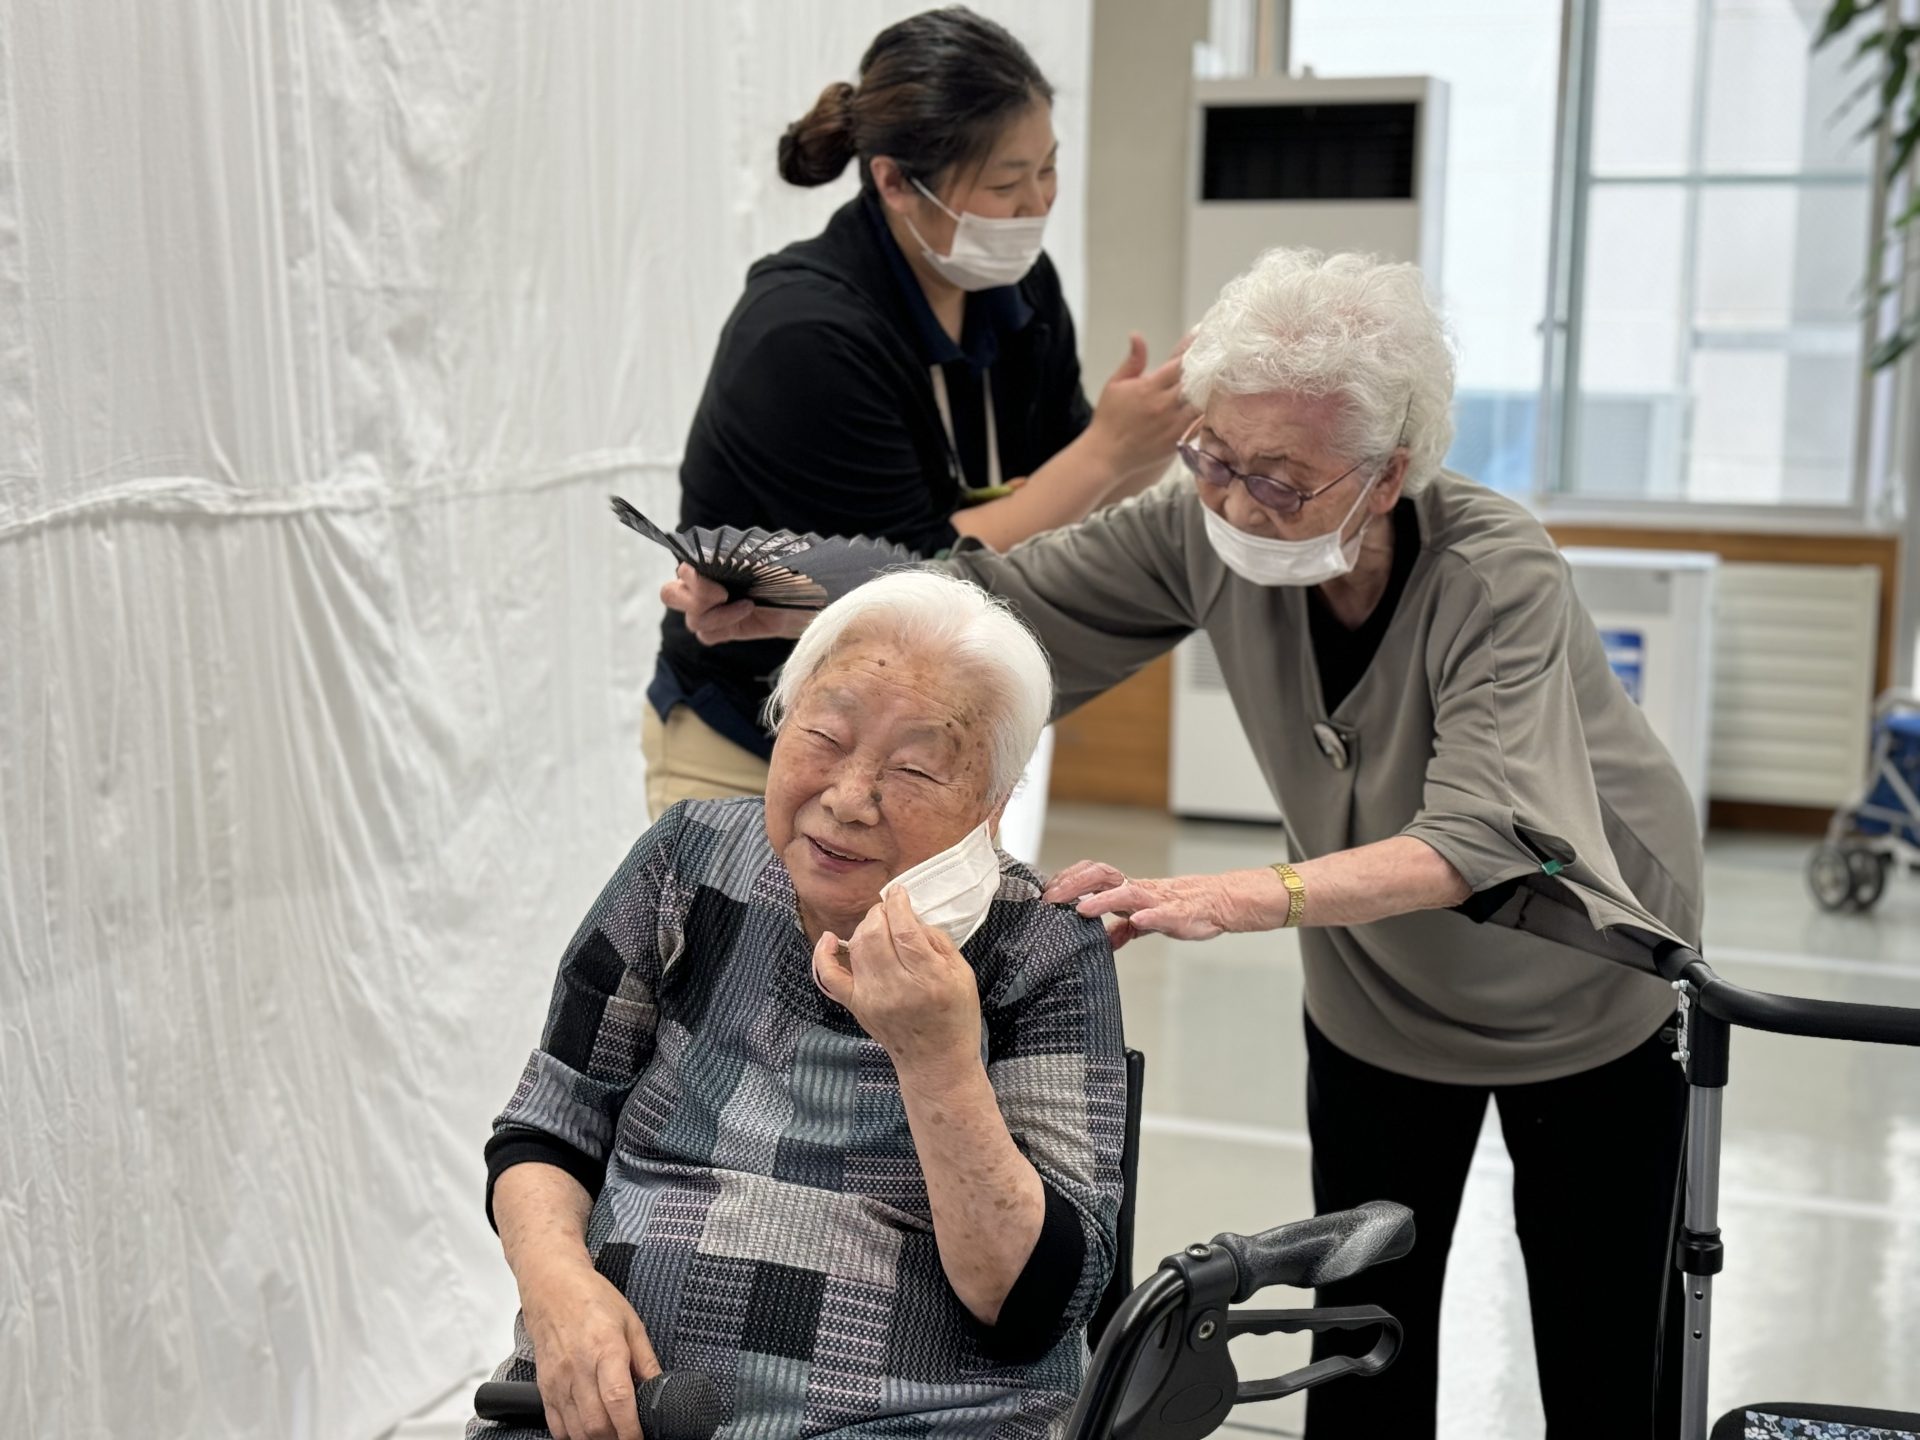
[610,497,916,610]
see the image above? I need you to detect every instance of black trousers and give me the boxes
[1302,1014,1687,1440]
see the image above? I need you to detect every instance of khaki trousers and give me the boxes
[641,705,771,819]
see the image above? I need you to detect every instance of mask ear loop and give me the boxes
[910,176,969,224]
[1341,391,1416,545]
[892,169,952,261]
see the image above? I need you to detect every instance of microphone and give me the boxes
[474,1371,724,1440]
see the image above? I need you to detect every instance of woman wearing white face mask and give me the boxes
[646,6,1191,818]
[664,247,1705,1440]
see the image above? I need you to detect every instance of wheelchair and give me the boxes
[473,1049,1417,1439]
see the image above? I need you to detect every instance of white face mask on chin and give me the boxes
[1200,470,1381,587]
[881,818,1002,948]
[905,179,1047,292]
[810,818,1003,1000]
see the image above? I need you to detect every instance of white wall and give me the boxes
[1083,0,1209,378]
[0,5,1090,1437]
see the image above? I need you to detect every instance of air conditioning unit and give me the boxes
[1170,74,1448,823]
[1560,548,1719,831]
[1181,73,1448,325]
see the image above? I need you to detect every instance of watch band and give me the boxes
[1270,861,1307,929]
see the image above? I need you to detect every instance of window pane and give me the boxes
[1780,351,1862,502]
[1703,0,1874,174]
[1591,1,1698,175]
[1560,0,1872,508]
[1783,183,1873,325]
[1579,185,1687,393]
[1695,188,1797,328]
[1575,388,1688,497]
[1688,348,1789,501]
[1668,345,1857,505]
[1694,182,1870,330]
[1291,0,1560,493]
[1571,185,1689,499]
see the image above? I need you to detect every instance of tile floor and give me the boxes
[389,808,1920,1439]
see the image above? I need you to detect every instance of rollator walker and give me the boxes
[1653,941,1920,1439]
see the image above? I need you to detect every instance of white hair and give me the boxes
[766,570,1052,802]
[1181,247,1457,494]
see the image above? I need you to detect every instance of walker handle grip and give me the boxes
[1211,1201,1416,1302]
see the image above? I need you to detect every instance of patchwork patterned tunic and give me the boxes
[470,798,1126,1439]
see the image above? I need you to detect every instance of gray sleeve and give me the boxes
[489,806,684,1164]
[940,478,1203,717]
[1399,547,1599,892]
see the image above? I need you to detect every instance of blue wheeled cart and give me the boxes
[1808,693,1920,913]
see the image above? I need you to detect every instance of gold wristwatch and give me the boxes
[1270,862,1307,928]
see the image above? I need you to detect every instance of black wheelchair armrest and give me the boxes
[1225,1305,1403,1403]
[1061,1203,1414,1440]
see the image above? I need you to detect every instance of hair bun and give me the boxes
[778,80,858,187]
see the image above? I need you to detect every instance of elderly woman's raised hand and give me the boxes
[660,563,815,646]
[1044,860,1268,949]
[813,888,982,1071]
[516,1253,662,1440]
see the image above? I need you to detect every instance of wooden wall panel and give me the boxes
[1048,653,1173,807]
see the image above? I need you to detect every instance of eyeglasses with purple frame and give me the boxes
[1176,397,1412,517]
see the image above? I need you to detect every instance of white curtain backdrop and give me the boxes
[0,5,1090,1437]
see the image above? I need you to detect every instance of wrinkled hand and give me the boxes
[1088,332,1197,479]
[814,888,982,1071]
[659,563,816,646]
[517,1255,662,1440]
[1043,859,1257,949]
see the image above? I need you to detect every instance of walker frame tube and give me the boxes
[1656,944,1920,1440]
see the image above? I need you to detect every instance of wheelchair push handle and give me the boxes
[1210,1200,1416,1303]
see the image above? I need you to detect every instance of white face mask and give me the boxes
[880,818,1003,948]
[905,179,1047,291]
[808,820,1003,1001]
[1200,470,1380,587]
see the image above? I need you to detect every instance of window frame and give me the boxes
[1534,0,1895,532]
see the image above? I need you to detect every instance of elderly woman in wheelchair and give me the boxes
[472,572,1129,1440]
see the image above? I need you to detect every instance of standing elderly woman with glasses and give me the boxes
[665,247,1705,1439]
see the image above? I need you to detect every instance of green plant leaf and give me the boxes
[1818,0,1885,50]
[1883,47,1910,107]
[1889,122,1920,178]
[1815,0,1854,48]
[1871,324,1917,369]
[1859,22,1920,64]
[1890,191,1920,229]
[1888,76,1920,176]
